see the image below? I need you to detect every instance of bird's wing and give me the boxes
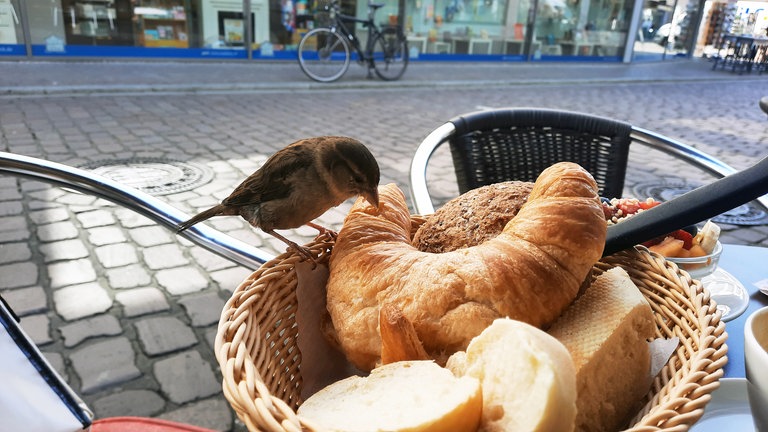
[223,145,314,207]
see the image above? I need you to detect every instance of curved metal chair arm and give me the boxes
[409,122,455,214]
[629,126,768,212]
[0,152,274,269]
[409,122,768,215]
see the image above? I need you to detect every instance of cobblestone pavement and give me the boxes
[1,59,768,431]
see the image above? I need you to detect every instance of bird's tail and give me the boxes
[176,205,226,233]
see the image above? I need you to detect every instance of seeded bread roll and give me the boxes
[447,318,577,432]
[297,360,482,432]
[547,267,656,432]
[413,181,534,253]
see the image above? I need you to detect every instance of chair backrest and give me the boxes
[447,108,633,199]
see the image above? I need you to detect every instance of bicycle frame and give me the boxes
[329,3,390,63]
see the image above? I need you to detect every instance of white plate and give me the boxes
[690,378,755,432]
[701,268,750,322]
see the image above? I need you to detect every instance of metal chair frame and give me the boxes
[0,151,275,269]
[409,108,768,215]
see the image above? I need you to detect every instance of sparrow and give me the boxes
[176,136,380,262]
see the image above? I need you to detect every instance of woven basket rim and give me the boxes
[215,232,728,432]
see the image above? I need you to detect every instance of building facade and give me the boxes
[0,0,765,61]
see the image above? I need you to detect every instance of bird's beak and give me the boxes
[363,188,379,209]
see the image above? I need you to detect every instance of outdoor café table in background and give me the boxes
[711,33,768,74]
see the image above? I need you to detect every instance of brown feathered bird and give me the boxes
[177,136,380,261]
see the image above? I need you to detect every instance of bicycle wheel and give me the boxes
[371,27,409,81]
[298,28,351,83]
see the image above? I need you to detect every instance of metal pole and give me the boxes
[245,0,253,59]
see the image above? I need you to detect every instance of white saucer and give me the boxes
[690,378,755,432]
[701,268,750,322]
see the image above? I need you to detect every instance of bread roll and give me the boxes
[297,360,482,432]
[413,181,534,253]
[327,162,606,371]
[447,318,577,432]
[547,267,655,432]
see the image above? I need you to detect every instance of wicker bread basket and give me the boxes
[215,225,728,432]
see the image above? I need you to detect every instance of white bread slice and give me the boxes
[547,266,656,432]
[446,318,577,432]
[297,360,481,432]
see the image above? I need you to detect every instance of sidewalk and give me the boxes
[1,57,762,95]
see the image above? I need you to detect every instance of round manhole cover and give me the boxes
[82,158,214,196]
[632,180,768,226]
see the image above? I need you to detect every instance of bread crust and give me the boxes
[413,181,534,253]
[327,162,607,371]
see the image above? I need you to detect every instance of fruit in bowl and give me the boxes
[602,198,722,279]
[664,239,722,279]
[639,217,722,279]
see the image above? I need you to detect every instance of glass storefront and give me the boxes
[397,0,632,60]
[3,0,762,61]
[632,0,701,61]
[0,0,25,55]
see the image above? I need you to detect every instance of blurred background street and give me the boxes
[1,58,768,431]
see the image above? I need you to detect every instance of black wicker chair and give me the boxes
[445,108,632,198]
[409,107,761,215]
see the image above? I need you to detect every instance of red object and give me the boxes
[641,229,694,249]
[91,417,217,432]
[615,198,660,216]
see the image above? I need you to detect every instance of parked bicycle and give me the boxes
[297,0,409,82]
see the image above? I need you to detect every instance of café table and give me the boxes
[689,243,765,432]
[712,33,768,74]
[717,243,768,378]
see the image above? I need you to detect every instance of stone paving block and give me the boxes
[0,242,32,264]
[95,243,139,268]
[29,206,70,224]
[0,261,38,289]
[153,350,220,404]
[42,351,68,381]
[128,225,173,247]
[0,215,29,242]
[143,243,189,270]
[135,316,198,356]
[60,314,123,347]
[48,258,97,288]
[189,248,237,272]
[39,238,90,263]
[92,389,166,418]
[156,267,209,295]
[58,192,98,207]
[178,292,226,327]
[208,217,248,233]
[54,282,113,321]
[210,267,252,293]
[36,220,80,242]
[105,263,152,289]
[0,188,22,201]
[1,286,47,316]
[115,208,155,228]
[70,337,142,394]
[0,200,22,217]
[204,327,217,352]
[158,397,233,432]
[88,226,127,246]
[19,313,52,345]
[115,287,170,317]
[76,209,116,228]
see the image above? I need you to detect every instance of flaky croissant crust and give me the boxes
[327,162,607,371]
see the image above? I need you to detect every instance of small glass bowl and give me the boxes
[665,241,723,280]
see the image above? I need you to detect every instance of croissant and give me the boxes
[326,162,607,371]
